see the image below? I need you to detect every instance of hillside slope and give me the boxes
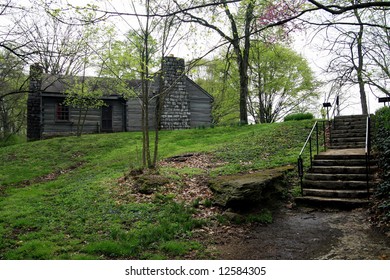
[0,121,313,259]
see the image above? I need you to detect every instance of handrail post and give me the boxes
[316,122,319,155]
[365,116,371,197]
[309,135,312,169]
[298,156,304,195]
[329,119,333,147]
[365,153,369,196]
[297,121,319,197]
[323,121,326,151]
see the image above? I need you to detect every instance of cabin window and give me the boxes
[56,103,69,121]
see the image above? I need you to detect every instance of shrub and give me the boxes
[284,113,314,122]
[0,134,26,147]
[372,106,390,232]
[374,106,390,131]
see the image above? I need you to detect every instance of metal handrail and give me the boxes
[298,121,326,195]
[329,95,339,121]
[365,116,371,155]
[365,116,371,196]
[328,95,339,144]
[299,121,319,157]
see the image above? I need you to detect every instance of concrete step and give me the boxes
[334,115,368,121]
[333,122,367,129]
[314,152,367,160]
[329,143,366,149]
[331,137,366,143]
[312,159,374,166]
[310,166,374,174]
[330,141,366,148]
[332,124,366,130]
[331,131,367,138]
[305,173,375,181]
[334,114,368,118]
[331,129,366,135]
[295,196,370,209]
[333,118,367,123]
[302,188,372,198]
[302,180,373,190]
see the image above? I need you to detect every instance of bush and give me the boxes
[374,106,390,131]
[372,106,390,232]
[0,134,26,147]
[374,107,390,181]
[284,113,314,122]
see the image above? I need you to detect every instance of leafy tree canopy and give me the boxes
[248,41,318,123]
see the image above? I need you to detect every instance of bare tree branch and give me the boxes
[307,0,390,15]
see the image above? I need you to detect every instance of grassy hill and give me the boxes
[0,120,314,259]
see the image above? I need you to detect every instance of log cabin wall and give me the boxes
[40,96,126,137]
[186,78,213,128]
[27,56,213,139]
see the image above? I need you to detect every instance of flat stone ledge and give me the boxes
[208,165,294,210]
[320,148,365,156]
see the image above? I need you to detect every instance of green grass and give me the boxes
[0,120,314,259]
[0,134,26,148]
[246,209,273,224]
[159,241,202,257]
[284,112,314,122]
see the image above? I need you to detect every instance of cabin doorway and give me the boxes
[101,105,113,132]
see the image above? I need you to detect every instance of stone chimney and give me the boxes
[27,64,43,141]
[159,56,190,130]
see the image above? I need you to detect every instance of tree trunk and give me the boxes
[222,0,254,125]
[142,0,152,168]
[80,108,88,136]
[257,73,266,124]
[76,107,82,137]
[141,93,146,166]
[141,58,151,168]
[0,99,10,138]
[152,59,165,168]
[354,8,368,115]
[237,54,249,125]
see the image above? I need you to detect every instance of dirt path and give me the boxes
[158,154,389,260]
[206,207,390,260]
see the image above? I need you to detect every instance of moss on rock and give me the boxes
[209,165,293,210]
[135,174,170,195]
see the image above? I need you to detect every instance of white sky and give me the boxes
[292,29,384,117]
[1,0,386,116]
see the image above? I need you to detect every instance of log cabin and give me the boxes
[27,56,213,140]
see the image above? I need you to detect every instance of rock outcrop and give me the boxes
[209,166,294,210]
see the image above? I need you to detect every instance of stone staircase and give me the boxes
[329,115,367,149]
[296,115,377,208]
